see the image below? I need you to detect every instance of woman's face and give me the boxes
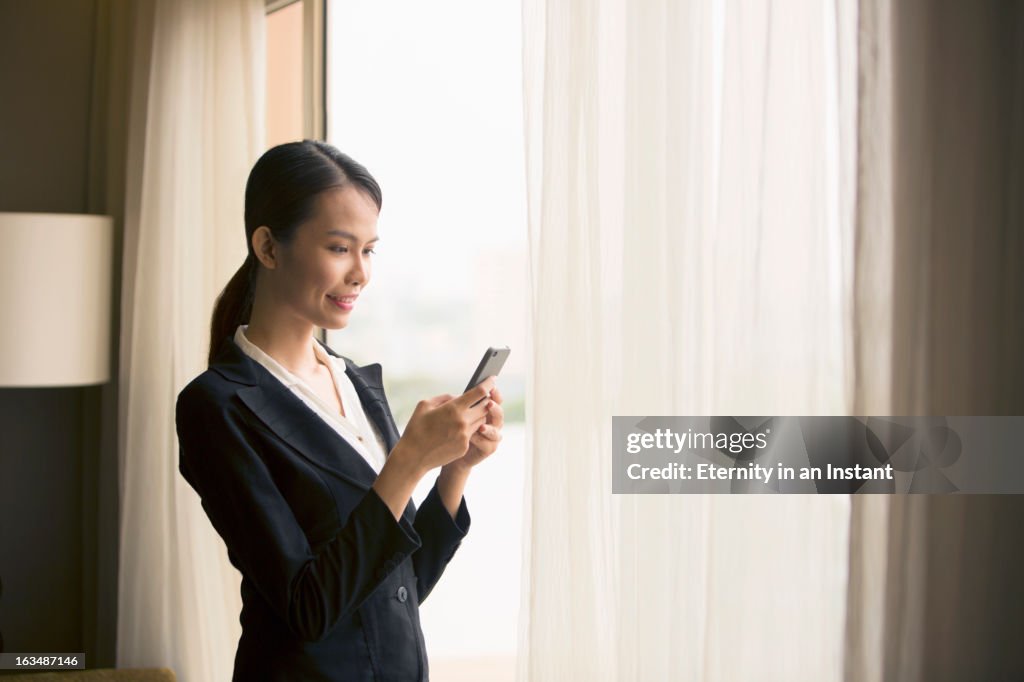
[262,185,380,330]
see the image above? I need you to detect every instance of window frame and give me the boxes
[266,0,328,343]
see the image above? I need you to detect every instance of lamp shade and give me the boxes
[0,212,114,386]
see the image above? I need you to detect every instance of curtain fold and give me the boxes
[521,0,857,679]
[116,1,264,679]
[845,1,1024,680]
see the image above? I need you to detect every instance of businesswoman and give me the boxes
[175,140,504,681]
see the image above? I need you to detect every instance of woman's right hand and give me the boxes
[394,376,496,475]
[372,377,495,520]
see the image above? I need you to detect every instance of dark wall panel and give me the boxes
[0,0,102,666]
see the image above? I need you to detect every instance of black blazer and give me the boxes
[175,335,470,681]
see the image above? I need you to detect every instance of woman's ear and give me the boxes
[251,225,279,269]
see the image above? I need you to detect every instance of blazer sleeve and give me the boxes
[175,383,422,643]
[410,478,471,604]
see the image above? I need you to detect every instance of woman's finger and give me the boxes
[473,423,502,441]
[466,394,491,422]
[486,400,504,429]
[458,377,496,410]
[469,412,488,432]
[469,433,499,453]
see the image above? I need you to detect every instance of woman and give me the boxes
[175,140,504,681]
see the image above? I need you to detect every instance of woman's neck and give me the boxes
[243,314,322,377]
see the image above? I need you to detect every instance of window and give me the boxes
[325,2,526,679]
[265,0,304,146]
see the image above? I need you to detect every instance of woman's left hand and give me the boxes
[449,386,504,470]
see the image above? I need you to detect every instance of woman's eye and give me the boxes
[329,246,375,255]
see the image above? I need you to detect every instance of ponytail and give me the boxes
[208,252,257,366]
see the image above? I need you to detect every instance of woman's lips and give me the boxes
[327,294,356,311]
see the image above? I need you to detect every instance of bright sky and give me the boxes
[326,0,526,297]
[325,0,528,388]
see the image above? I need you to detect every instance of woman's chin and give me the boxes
[320,316,350,331]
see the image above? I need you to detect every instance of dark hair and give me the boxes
[207,140,382,366]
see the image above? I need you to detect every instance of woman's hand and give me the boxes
[391,376,497,476]
[446,385,504,471]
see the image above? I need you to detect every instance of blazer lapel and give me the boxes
[210,335,404,498]
[236,380,380,492]
[340,357,401,454]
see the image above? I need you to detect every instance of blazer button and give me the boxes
[396,586,408,603]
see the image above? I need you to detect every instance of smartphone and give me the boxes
[465,346,511,407]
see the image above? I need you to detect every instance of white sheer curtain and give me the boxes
[520,0,856,679]
[116,0,264,679]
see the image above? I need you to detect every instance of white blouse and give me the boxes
[234,324,388,474]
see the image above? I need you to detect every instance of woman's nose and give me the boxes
[346,253,369,284]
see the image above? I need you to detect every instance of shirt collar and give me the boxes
[311,336,334,369]
[234,324,328,389]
